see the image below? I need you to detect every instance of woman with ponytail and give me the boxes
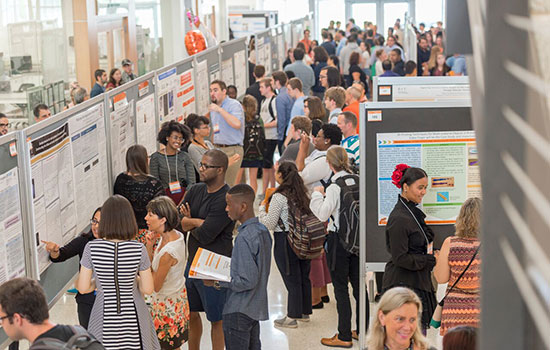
[382,164,437,332]
[258,161,313,329]
[310,146,366,348]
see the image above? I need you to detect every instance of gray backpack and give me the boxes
[30,325,105,350]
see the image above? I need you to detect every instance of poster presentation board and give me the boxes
[374,76,471,103]
[277,29,285,70]
[221,38,248,99]
[229,11,271,38]
[156,59,196,125]
[360,101,475,265]
[195,46,222,112]
[256,30,271,75]
[0,134,27,284]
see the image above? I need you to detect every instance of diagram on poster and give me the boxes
[157,68,177,122]
[195,60,210,116]
[69,103,110,233]
[30,123,77,272]
[221,58,234,86]
[136,95,157,154]
[233,50,247,97]
[0,167,26,283]
[109,101,136,180]
[175,69,196,122]
[376,130,480,225]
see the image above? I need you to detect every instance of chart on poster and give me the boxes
[30,123,77,272]
[376,130,480,225]
[195,60,210,115]
[109,101,136,180]
[0,167,26,283]
[136,95,157,154]
[68,103,110,233]
[175,68,196,122]
[157,68,177,122]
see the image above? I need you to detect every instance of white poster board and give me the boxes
[233,50,247,97]
[195,60,210,116]
[109,101,136,181]
[136,95,157,155]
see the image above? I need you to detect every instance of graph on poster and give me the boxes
[377,130,480,225]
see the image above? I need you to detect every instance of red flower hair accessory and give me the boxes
[391,163,410,189]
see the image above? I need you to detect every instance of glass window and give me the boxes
[352,3,377,26]
[97,0,129,16]
[415,0,444,28]
[135,0,163,74]
[317,0,345,34]
[383,2,409,35]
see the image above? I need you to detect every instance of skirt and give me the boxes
[412,288,437,329]
[440,291,480,336]
[309,250,332,288]
[150,288,190,350]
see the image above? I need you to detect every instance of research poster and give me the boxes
[264,39,272,76]
[175,69,196,122]
[157,68,177,122]
[109,101,136,181]
[256,36,265,68]
[392,84,471,102]
[221,58,235,86]
[136,94,157,154]
[233,50,247,97]
[30,123,77,272]
[68,103,110,233]
[209,63,221,83]
[195,60,210,116]
[377,130,480,225]
[277,34,285,69]
[0,167,26,283]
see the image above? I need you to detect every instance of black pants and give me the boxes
[77,301,94,329]
[327,232,368,341]
[273,231,312,318]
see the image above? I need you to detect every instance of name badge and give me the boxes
[169,181,182,194]
[213,123,220,134]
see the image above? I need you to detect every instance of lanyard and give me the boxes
[399,197,430,248]
[164,151,179,183]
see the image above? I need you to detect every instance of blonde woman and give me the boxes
[424,45,443,75]
[367,287,436,350]
[310,146,363,347]
[434,198,482,336]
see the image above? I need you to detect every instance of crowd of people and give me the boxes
[0,19,481,350]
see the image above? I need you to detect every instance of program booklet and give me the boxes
[188,247,231,282]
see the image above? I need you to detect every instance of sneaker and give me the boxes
[298,314,310,322]
[321,295,330,303]
[312,301,324,309]
[321,334,353,348]
[274,316,298,328]
[352,330,358,340]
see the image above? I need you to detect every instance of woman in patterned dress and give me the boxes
[434,198,482,336]
[145,196,190,349]
[77,195,160,349]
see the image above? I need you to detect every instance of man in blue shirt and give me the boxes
[335,30,347,56]
[285,78,306,146]
[208,80,245,186]
[90,69,107,98]
[380,60,400,77]
[204,184,272,350]
[272,71,294,154]
[321,31,336,55]
[283,48,315,95]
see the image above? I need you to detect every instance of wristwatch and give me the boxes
[214,281,221,290]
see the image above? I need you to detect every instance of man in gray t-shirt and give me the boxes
[279,116,314,163]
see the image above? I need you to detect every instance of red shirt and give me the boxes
[343,100,361,133]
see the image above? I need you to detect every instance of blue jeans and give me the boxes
[222,312,261,350]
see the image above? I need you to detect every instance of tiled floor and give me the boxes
[12,256,443,350]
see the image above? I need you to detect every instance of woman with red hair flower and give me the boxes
[382,164,437,332]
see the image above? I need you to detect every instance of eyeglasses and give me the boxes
[0,123,9,127]
[0,314,12,323]
[90,219,100,225]
[200,125,211,130]
[170,135,184,141]
[319,75,328,79]
[199,162,222,169]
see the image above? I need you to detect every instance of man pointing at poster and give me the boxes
[208,80,244,186]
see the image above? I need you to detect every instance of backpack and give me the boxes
[30,325,105,350]
[266,96,276,123]
[243,116,265,161]
[332,174,360,255]
[285,199,327,260]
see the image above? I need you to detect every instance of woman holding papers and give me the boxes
[145,196,190,349]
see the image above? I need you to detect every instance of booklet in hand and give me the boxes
[188,247,231,282]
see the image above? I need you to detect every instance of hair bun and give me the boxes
[391,163,411,189]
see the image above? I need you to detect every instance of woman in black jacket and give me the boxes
[382,164,437,331]
[41,207,101,329]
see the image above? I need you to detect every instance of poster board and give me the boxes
[373,76,471,103]
[195,46,222,114]
[155,59,195,126]
[256,30,271,76]
[359,101,475,267]
[277,26,285,70]
[221,37,248,99]
[23,96,110,274]
[270,27,280,73]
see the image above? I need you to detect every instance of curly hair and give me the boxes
[273,161,311,214]
[157,120,191,146]
[321,123,342,146]
[455,197,481,238]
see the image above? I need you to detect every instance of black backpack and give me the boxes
[30,325,105,350]
[243,116,265,161]
[332,174,360,255]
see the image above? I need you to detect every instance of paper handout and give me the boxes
[188,248,231,282]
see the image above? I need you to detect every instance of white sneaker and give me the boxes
[274,316,298,328]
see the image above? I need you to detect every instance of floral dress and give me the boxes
[150,232,190,349]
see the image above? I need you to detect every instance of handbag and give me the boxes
[430,244,480,328]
